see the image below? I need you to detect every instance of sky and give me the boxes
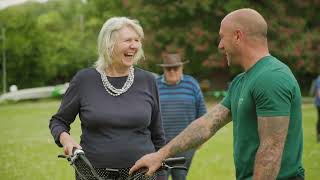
[0,0,48,10]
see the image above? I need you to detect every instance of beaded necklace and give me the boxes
[97,66,134,96]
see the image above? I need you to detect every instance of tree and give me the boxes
[0,0,319,94]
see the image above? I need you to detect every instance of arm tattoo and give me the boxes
[163,104,230,158]
[253,116,289,180]
[203,104,231,135]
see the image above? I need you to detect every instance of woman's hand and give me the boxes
[59,132,82,155]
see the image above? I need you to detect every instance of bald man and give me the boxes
[130,8,304,180]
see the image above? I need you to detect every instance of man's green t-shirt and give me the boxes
[221,56,304,180]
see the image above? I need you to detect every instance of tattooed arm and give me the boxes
[253,116,289,180]
[130,104,231,176]
[164,104,230,157]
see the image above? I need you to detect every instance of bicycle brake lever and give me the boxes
[58,154,71,162]
[162,163,188,171]
[170,166,187,171]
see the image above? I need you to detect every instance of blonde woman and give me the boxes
[49,17,165,180]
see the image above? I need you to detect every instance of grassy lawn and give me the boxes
[0,99,319,179]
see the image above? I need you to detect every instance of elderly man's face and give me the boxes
[164,66,183,85]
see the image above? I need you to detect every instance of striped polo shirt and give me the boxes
[156,74,207,142]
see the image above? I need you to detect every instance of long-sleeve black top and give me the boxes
[49,67,165,168]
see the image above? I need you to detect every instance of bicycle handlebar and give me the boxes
[58,148,187,180]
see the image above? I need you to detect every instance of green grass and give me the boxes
[0,100,319,179]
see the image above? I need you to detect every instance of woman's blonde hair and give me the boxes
[95,17,144,71]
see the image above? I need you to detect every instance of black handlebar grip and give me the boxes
[58,154,68,159]
[164,157,186,166]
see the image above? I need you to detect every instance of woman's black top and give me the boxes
[49,67,165,168]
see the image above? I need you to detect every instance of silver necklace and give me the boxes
[97,66,134,96]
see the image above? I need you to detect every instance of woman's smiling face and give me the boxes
[111,26,141,68]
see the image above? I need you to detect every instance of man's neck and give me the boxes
[242,53,269,71]
[163,75,183,85]
[241,43,269,71]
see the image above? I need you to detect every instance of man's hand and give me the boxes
[59,132,82,155]
[129,152,165,177]
[130,103,230,176]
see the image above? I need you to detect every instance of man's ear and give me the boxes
[235,29,244,44]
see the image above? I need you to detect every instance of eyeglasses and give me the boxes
[164,66,181,71]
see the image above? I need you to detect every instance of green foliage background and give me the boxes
[0,0,319,92]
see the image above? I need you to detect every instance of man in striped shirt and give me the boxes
[156,53,207,180]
